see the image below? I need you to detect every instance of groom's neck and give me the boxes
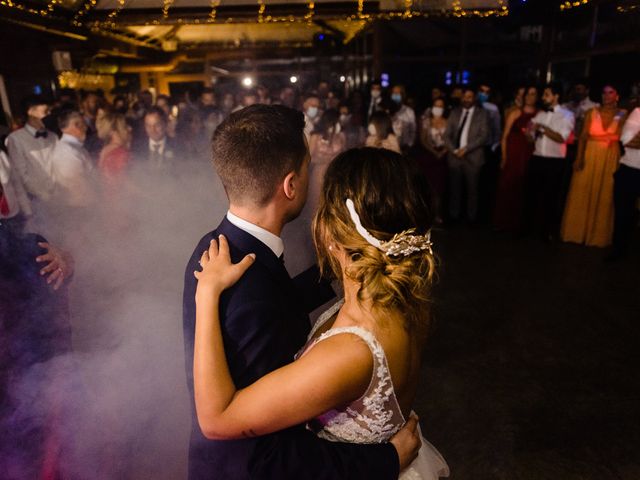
[228,202,286,237]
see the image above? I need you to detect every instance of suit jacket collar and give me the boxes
[217,217,288,282]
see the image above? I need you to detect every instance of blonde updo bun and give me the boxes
[313,147,437,340]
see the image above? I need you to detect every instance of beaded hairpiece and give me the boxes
[345,199,433,257]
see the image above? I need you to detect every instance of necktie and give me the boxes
[455,110,469,149]
[35,130,48,139]
[151,143,161,164]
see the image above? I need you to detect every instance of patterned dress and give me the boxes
[297,301,450,480]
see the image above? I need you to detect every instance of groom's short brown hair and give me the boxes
[212,104,307,206]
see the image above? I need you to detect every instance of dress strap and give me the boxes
[307,299,344,340]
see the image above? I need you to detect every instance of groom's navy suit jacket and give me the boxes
[183,218,400,479]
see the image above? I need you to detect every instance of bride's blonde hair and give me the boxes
[312,147,437,341]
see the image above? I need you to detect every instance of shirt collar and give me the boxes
[149,137,166,148]
[25,124,40,137]
[226,211,284,258]
[61,133,83,147]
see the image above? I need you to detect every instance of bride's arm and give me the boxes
[194,236,372,440]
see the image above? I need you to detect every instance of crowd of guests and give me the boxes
[1,77,639,260]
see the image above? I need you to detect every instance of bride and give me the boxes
[193,147,449,479]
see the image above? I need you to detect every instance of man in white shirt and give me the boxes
[608,107,640,261]
[5,95,57,231]
[524,83,575,239]
[444,88,490,222]
[49,110,95,208]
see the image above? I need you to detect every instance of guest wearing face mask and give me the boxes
[367,82,384,122]
[366,111,401,153]
[390,85,416,153]
[338,102,366,149]
[418,98,449,224]
[303,94,322,139]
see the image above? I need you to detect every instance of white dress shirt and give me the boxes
[226,210,285,258]
[50,133,95,207]
[392,104,416,148]
[458,107,475,150]
[620,107,640,170]
[532,105,575,158]
[149,137,166,156]
[5,123,57,215]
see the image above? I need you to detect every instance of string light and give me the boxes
[304,1,314,24]
[616,3,639,13]
[162,0,174,19]
[0,0,48,18]
[72,0,98,27]
[559,0,590,11]
[208,0,221,22]
[258,0,266,23]
[105,0,127,29]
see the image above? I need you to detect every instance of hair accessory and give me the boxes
[345,199,433,257]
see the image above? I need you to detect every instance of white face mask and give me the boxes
[371,90,381,99]
[306,106,318,118]
[431,106,444,118]
[368,124,377,136]
[339,114,351,126]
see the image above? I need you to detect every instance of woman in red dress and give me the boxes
[96,112,132,184]
[493,86,539,231]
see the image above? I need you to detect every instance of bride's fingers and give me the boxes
[234,253,256,275]
[218,234,231,259]
[200,249,210,266]
[208,238,219,259]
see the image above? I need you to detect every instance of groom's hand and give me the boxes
[390,414,421,471]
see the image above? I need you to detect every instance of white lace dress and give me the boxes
[297,301,450,480]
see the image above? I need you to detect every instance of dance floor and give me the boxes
[416,225,640,480]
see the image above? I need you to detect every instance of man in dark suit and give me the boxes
[444,88,490,222]
[133,107,178,169]
[183,105,420,479]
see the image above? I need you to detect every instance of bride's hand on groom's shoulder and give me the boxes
[194,234,256,301]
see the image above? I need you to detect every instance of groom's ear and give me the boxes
[282,170,298,201]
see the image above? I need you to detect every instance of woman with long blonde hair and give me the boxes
[193,147,449,479]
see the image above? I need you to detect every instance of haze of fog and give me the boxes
[5,154,322,478]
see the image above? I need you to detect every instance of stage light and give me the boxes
[339,76,346,82]
[290,76,298,84]
[242,76,253,87]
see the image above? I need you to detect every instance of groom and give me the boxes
[183,105,420,479]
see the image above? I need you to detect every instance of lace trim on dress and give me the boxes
[302,323,406,444]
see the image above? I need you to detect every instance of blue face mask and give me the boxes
[391,93,402,104]
[477,92,489,104]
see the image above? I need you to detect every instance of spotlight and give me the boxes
[242,76,253,87]
[290,75,298,84]
[339,75,346,83]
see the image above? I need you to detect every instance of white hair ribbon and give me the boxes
[345,198,434,257]
[345,198,381,249]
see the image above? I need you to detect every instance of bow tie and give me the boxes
[35,130,48,139]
